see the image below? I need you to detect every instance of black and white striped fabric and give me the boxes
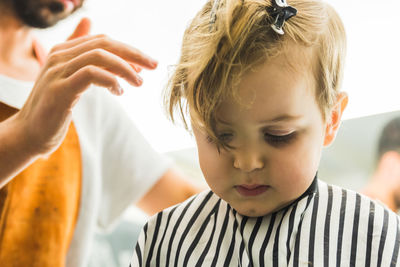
[131,179,400,266]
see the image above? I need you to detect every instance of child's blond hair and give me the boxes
[164,0,346,146]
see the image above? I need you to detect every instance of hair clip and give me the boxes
[269,0,297,35]
[209,0,221,31]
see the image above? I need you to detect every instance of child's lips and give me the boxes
[235,184,270,197]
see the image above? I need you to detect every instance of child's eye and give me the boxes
[218,133,234,142]
[264,132,296,146]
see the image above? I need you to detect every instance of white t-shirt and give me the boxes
[132,179,400,266]
[0,74,172,267]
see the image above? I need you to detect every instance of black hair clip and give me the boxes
[269,0,297,35]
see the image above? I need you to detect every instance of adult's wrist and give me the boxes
[0,113,40,187]
[12,112,42,157]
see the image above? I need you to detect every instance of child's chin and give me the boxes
[234,206,273,217]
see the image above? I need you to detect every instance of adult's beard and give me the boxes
[11,0,78,28]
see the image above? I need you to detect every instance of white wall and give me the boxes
[35,0,400,153]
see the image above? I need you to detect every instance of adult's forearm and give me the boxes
[136,169,204,215]
[0,114,39,188]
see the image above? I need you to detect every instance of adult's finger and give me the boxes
[67,17,91,41]
[54,36,158,70]
[50,34,105,54]
[66,65,123,97]
[61,48,142,86]
[131,64,143,73]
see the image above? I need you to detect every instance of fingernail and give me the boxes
[114,85,123,95]
[150,59,158,68]
[118,86,124,95]
[137,76,143,86]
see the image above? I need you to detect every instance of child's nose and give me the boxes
[233,149,265,172]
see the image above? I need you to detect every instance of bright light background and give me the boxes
[35,0,400,153]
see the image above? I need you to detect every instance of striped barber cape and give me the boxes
[131,179,400,266]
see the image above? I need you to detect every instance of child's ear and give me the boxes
[323,92,348,146]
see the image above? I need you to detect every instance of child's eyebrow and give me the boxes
[262,114,302,123]
[216,118,232,125]
[216,114,302,126]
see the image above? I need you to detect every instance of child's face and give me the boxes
[192,54,344,217]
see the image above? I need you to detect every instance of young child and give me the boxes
[131,0,400,266]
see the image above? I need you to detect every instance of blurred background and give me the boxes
[33,0,400,266]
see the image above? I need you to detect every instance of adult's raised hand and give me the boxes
[16,17,157,157]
